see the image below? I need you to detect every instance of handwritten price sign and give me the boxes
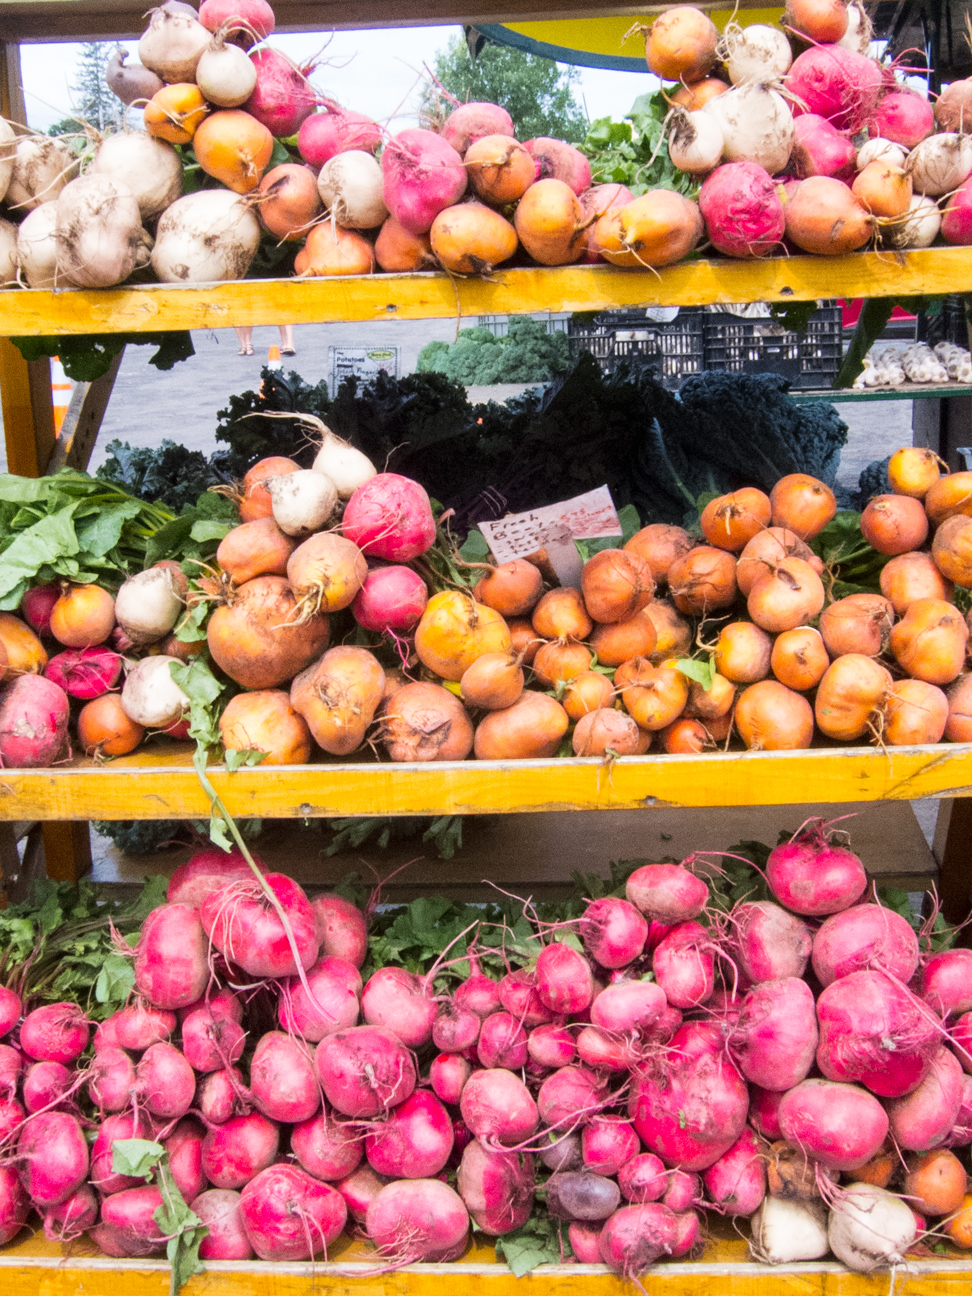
[479,487,622,588]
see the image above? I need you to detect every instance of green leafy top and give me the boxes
[112,1141,207,1296]
[494,1210,572,1276]
[579,92,697,198]
[811,510,889,599]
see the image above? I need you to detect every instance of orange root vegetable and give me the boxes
[219,688,313,764]
[932,515,972,587]
[415,591,511,681]
[700,488,772,553]
[769,473,837,539]
[736,527,821,597]
[924,472,972,526]
[286,533,368,617]
[78,693,145,757]
[661,717,710,753]
[145,83,208,144]
[562,670,614,720]
[475,560,543,618]
[667,546,738,616]
[295,223,375,276]
[819,593,895,658]
[888,446,941,499]
[240,457,300,524]
[0,613,47,679]
[580,183,634,261]
[290,645,385,755]
[889,597,969,685]
[473,690,569,759]
[771,626,829,691]
[854,1147,895,1189]
[685,671,736,719]
[256,163,322,241]
[624,524,694,584]
[194,109,273,193]
[532,640,593,688]
[581,549,655,623]
[374,217,436,272]
[672,78,730,111]
[784,0,849,42]
[814,653,893,740]
[217,517,295,585]
[713,622,772,684]
[507,617,541,666]
[207,575,329,690]
[465,135,535,205]
[616,658,689,730]
[430,201,517,274]
[381,681,474,762]
[882,678,949,745]
[644,6,719,81]
[460,651,524,711]
[852,161,912,217]
[735,680,814,750]
[945,1195,972,1248]
[589,608,658,666]
[50,585,115,648]
[532,588,592,642]
[904,1150,968,1218]
[706,708,734,742]
[747,557,826,633]
[946,674,972,741]
[572,708,643,756]
[860,493,928,555]
[645,599,693,662]
[593,190,703,268]
[514,179,588,266]
[880,551,952,614]
[784,176,872,254]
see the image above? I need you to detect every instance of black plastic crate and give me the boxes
[567,308,705,390]
[702,304,843,389]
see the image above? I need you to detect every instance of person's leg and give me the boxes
[279,325,295,355]
[235,326,254,355]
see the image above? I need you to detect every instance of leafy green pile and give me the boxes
[579,92,697,198]
[811,511,890,599]
[417,319,571,386]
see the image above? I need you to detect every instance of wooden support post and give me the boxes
[0,340,57,477]
[934,798,972,933]
[46,350,124,474]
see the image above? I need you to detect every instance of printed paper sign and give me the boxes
[479,487,622,588]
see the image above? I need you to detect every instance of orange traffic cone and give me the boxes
[51,357,73,434]
[267,344,283,372]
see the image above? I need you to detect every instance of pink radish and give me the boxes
[456,1139,535,1235]
[198,0,274,40]
[701,1126,766,1214]
[886,1047,965,1151]
[922,948,972,1017]
[249,1031,319,1123]
[91,1110,156,1195]
[869,89,935,147]
[381,130,466,235]
[569,1220,602,1262]
[135,1041,195,1119]
[580,897,648,968]
[315,1025,416,1118]
[778,1078,889,1171]
[335,1163,386,1224]
[944,1074,972,1147]
[577,1025,629,1073]
[166,1118,208,1202]
[192,1188,254,1260]
[663,1171,700,1212]
[0,674,70,768]
[366,1178,469,1263]
[366,1089,453,1178]
[313,955,363,997]
[625,863,708,924]
[0,1042,20,1095]
[433,1002,481,1053]
[352,565,429,633]
[628,1021,749,1170]
[361,966,436,1048]
[732,900,813,983]
[22,1060,72,1113]
[524,137,592,195]
[201,872,319,979]
[201,1112,280,1189]
[582,1117,640,1176]
[182,1006,246,1073]
[455,968,502,1018]
[460,1068,539,1146]
[729,977,818,1090]
[671,1210,701,1256]
[240,1163,347,1260]
[311,893,368,967]
[942,176,972,244]
[107,1002,175,1051]
[527,1024,577,1068]
[17,1111,89,1207]
[766,820,867,915]
[198,1067,246,1125]
[43,1183,97,1243]
[699,161,785,258]
[87,1046,136,1113]
[0,1097,25,1142]
[498,968,556,1027]
[442,101,514,154]
[589,980,667,1034]
[789,113,856,179]
[19,1002,88,1063]
[430,1052,471,1105]
[167,846,262,909]
[44,646,121,699]
[0,988,20,1037]
[20,583,59,638]
[812,903,919,987]
[298,103,381,166]
[748,1085,784,1139]
[134,902,208,1010]
[536,941,594,1015]
[292,1106,363,1181]
[618,1152,667,1203]
[343,473,436,562]
[539,1131,581,1172]
[537,1065,608,1131]
[784,44,883,133]
[952,1012,972,1073]
[599,1202,679,1277]
[100,1186,165,1256]
[278,959,359,1042]
[477,1012,527,1070]
[816,969,939,1097]
[652,921,714,1008]
[244,47,316,138]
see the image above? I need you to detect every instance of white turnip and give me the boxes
[722,22,792,83]
[195,35,258,107]
[121,655,189,729]
[0,219,16,285]
[827,1182,917,1272]
[55,175,148,288]
[318,150,388,229]
[5,135,75,212]
[151,189,261,283]
[313,431,377,499]
[668,109,724,175]
[139,4,210,82]
[113,566,184,646]
[90,132,182,220]
[703,84,794,174]
[749,1196,829,1263]
[907,132,972,196]
[15,201,59,287]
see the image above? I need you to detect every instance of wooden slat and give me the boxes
[2,249,972,338]
[0,743,970,821]
[45,347,124,473]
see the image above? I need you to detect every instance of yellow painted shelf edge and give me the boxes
[2,248,971,337]
[0,743,969,819]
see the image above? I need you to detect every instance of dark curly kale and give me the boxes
[853,456,892,510]
[96,440,218,512]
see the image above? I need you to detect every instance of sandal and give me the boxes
[281,347,295,355]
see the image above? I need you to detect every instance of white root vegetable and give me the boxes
[313,432,377,499]
[900,342,948,384]
[121,655,190,729]
[15,201,60,287]
[269,469,339,538]
[5,135,77,212]
[857,138,908,170]
[138,5,211,83]
[907,133,972,196]
[317,151,388,230]
[838,0,873,53]
[668,108,724,175]
[55,175,149,289]
[749,1197,829,1264]
[89,132,182,220]
[105,49,164,106]
[0,219,17,286]
[151,189,261,283]
[0,117,16,204]
[882,194,941,250]
[195,36,258,107]
[114,568,184,646]
[935,341,972,381]
[827,1184,917,1274]
[721,22,792,85]
[703,83,794,175]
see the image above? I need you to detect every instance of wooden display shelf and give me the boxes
[792,383,972,403]
[2,742,971,821]
[3,248,972,339]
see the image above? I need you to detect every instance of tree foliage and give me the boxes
[416,318,571,385]
[71,42,125,131]
[423,34,586,142]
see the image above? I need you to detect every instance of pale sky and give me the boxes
[19,28,659,134]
